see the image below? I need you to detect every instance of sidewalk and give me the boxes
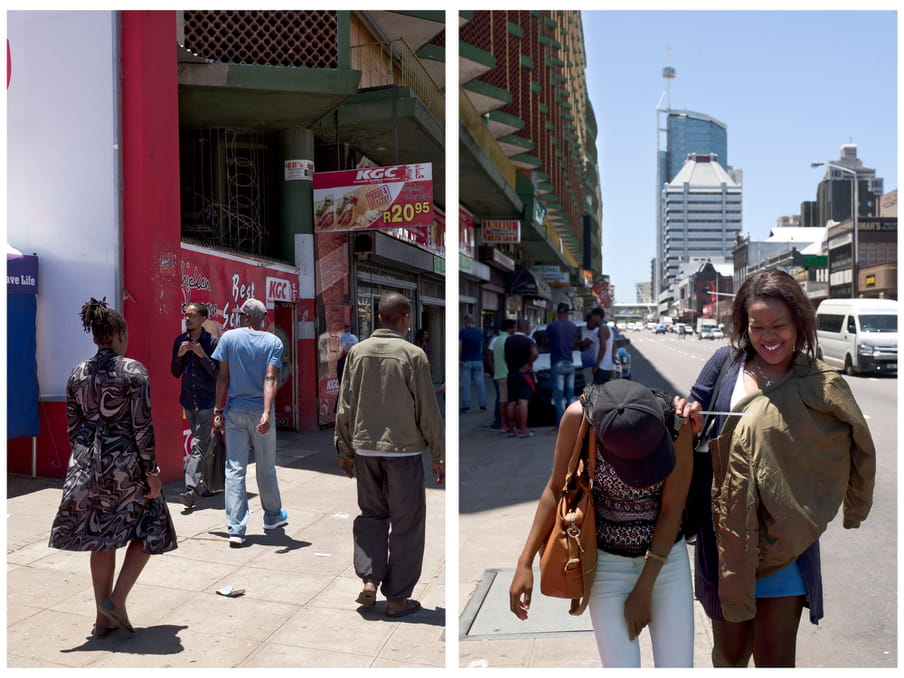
[7,426,445,668]
[456,382,715,668]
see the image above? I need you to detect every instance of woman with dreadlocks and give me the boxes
[49,298,177,638]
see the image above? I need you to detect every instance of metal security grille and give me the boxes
[180,128,275,258]
[182,10,338,68]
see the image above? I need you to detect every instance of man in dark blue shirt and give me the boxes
[171,302,219,508]
[544,302,578,427]
[459,315,486,413]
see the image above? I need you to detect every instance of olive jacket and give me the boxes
[335,328,445,466]
[710,356,875,622]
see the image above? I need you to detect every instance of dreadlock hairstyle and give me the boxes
[79,297,127,345]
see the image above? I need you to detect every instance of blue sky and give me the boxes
[582,9,898,302]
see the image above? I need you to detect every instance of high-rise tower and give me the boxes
[654,55,738,312]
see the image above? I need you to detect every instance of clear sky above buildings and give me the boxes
[583,9,898,303]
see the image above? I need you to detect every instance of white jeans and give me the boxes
[588,539,694,667]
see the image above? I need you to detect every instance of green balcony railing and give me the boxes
[460,88,516,191]
[350,38,444,127]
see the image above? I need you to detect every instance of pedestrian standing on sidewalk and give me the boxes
[335,292,445,618]
[683,269,875,667]
[510,380,698,667]
[489,318,515,433]
[212,298,288,548]
[594,313,616,385]
[50,298,177,638]
[543,302,579,427]
[171,302,219,508]
[580,308,604,390]
[505,319,539,438]
[459,315,486,413]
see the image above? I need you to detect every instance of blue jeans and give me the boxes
[460,360,486,409]
[550,359,575,425]
[588,540,694,667]
[223,407,283,537]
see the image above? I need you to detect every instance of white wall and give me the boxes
[7,11,120,398]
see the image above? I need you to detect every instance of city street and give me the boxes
[458,331,897,668]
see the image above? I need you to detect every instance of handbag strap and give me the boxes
[564,414,595,482]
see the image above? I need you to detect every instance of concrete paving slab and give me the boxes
[237,642,374,668]
[157,593,299,642]
[7,423,446,669]
[8,608,111,667]
[89,628,259,668]
[462,568,592,639]
[8,564,90,610]
[203,565,333,606]
[267,605,396,655]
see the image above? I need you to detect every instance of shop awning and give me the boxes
[506,265,552,300]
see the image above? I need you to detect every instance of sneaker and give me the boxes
[177,490,196,508]
[263,509,288,530]
[228,535,246,548]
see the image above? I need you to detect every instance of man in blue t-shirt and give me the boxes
[459,315,486,412]
[212,298,287,547]
[544,303,579,427]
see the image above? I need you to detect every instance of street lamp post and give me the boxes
[811,161,859,296]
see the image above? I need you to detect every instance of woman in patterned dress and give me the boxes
[49,298,177,637]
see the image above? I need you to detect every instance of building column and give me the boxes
[120,10,184,480]
[281,127,319,431]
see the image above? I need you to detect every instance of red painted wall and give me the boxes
[120,10,184,483]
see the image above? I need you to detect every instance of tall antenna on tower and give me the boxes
[663,45,676,110]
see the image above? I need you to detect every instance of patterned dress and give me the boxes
[49,348,177,554]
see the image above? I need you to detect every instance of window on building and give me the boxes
[180,127,280,260]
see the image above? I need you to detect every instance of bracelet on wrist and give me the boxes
[644,549,669,564]
[146,467,160,477]
[214,408,224,414]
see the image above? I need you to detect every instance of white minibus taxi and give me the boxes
[815,298,897,375]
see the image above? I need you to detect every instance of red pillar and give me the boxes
[120,11,184,483]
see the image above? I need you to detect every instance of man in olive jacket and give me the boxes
[335,293,445,618]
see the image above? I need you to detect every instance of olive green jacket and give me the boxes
[335,329,445,465]
[710,357,875,622]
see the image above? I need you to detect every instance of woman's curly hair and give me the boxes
[79,297,127,344]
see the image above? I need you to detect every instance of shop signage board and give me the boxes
[313,163,433,232]
[481,220,521,244]
[178,243,300,431]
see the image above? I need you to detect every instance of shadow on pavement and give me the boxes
[60,624,189,655]
[356,604,446,628]
[207,529,312,553]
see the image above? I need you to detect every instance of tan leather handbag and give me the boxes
[539,414,597,615]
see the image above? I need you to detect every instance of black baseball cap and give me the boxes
[582,380,675,488]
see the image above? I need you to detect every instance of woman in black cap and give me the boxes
[509,379,698,667]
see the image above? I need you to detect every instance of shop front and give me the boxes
[313,163,445,423]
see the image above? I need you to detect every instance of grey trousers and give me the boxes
[184,408,214,493]
[353,454,426,600]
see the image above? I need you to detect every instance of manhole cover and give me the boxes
[460,568,593,640]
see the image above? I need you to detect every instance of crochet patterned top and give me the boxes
[592,448,664,558]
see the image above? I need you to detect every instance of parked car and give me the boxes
[654,325,666,334]
[698,327,715,340]
[711,328,725,340]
